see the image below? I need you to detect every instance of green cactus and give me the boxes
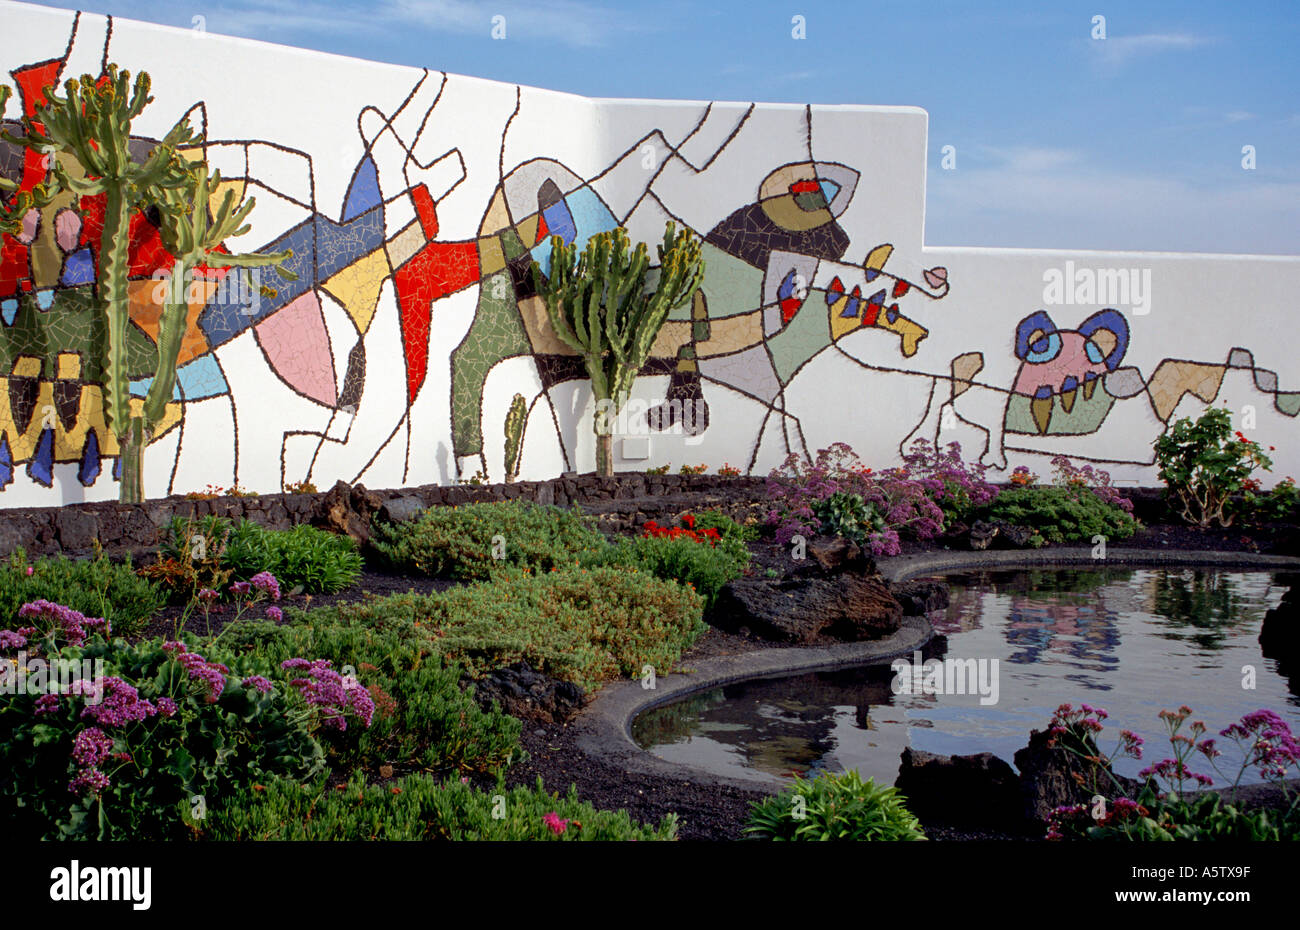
[0,86,57,237]
[531,222,704,476]
[130,161,294,499]
[6,65,197,501]
[503,392,527,482]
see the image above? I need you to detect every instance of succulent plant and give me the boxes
[531,222,704,476]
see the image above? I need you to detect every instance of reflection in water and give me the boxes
[632,569,1295,788]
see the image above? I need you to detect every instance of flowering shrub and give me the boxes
[0,548,163,638]
[1043,703,1300,841]
[1049,455,1134,513]
[589,511,751,609]
[1009,466,1038,487]
[765,441,989,556]
[281,658,376,732]
[717,463,742,477]
[0,627,329,840]
[1240,475,1299,524]
[679,463,708,475]
[642,512,723,545]
[12,599,108,646]
[207,772,677,841]
[1153,405,1274,527]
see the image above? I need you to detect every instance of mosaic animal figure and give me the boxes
[1004,309,1131,436]
[447,158,952,472]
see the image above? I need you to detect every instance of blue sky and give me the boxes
[18,0,1300,254]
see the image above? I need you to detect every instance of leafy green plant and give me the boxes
[583,512,750,609]
[206,772,676,841]
[223,520,361,594]
[812,490,886,544]
[1240,476,1299,524]
[1153,405,1273,527]
[746,770,926,841]
[148,516,360,600]
[531,222,704,476]
[985,485,1139,544]
[0,549,163,638]
[371,501,606,581]
[0,632,327,840]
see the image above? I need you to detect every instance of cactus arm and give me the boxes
[140,255,191,429]
[99,180,135,437]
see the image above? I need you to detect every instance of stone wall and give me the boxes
[0,474,771,560]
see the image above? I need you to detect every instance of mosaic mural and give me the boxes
[1,7,1297,505]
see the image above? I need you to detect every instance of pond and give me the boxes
[631,568,1298,788]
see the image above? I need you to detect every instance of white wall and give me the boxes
[0,0,1296,508]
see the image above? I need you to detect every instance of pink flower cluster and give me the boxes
[79,677,157,727]
[163,641,230,702]
[543,811,569,835]
[15,599,109,646]
[281,658,375,731]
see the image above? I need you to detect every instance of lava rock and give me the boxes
[969,521,998,550]
[312,480,383,545]
[468,661,586,724]
[896,747,1021,827]
[890,579,950,616]
[378,496,426,525]
[1013,727,1139,824]
[995,522,1040,549]
[807,535,873,574]
[54,509,99,550]
[1260,573,1300,655]
[712,572,903,644]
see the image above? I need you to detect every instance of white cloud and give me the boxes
[928,162,1300,255]
[1089,32,1213,68]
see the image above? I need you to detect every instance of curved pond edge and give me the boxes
[573,547,1300,794]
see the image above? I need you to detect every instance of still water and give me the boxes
[631,569,1298,787]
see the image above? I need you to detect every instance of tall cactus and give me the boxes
[129,162,294,501]
[532,222,704,476]
[503,393,527,483]
[6,66,196,501]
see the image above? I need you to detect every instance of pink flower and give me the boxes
[25,566,33,576]
[543,811,569,836]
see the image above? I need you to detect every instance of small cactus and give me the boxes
[503,393,527,483]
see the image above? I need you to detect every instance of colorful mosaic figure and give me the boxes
[1004,309,1131,436]
[447,158,953,469]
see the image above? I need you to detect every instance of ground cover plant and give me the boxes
[207,772,677,841]
[297,565,706,691]
[371,501,606,581]
[0,622,336,840]
[582,511,751,609]
[219,613,522,774]
[1,549,164,639]
[1043,703,1300,841]
[983,455,1139,544]
[746,769,926,841]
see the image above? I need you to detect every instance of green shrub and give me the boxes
[206,772,677,840]
[149,516,361,600]
[0,633,326,840]
[223,520,361,593]
[0,549,163,638]
[583,513,750,609]
[985,485,1140,544]
[302,566,706,691]
[219,617,521,774]
[371,501,606,581]
[1153,405,1273,527]
[745,770,926,841]
[812,491,886,545]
